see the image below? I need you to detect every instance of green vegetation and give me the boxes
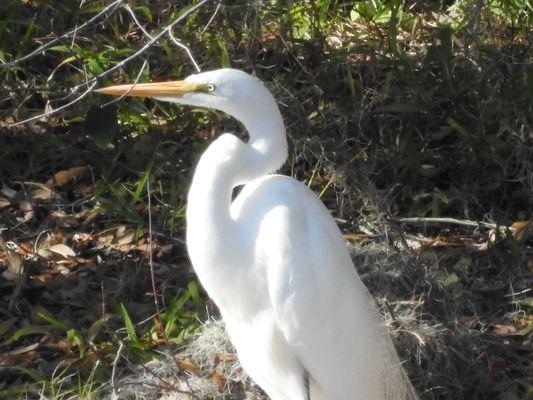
[0,1,531,399]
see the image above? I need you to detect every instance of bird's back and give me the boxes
[230,175,417,400]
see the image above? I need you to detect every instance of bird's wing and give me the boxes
[235,175,416,399]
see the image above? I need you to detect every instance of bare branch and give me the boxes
[77,0,210,85]
[0,0,124,68]
[168,30,201,73]
[9,81,97,127]
[124,4,153,40]
[8,0,212,127]
[125,4,201,72]
[201,1,222,35]
[390,217,501,230]
[146,174,162,322]
[111,340,124,399]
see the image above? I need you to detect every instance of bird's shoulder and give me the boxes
[231,174,345,254]
[231,174,318,214]
[231,174,348,263]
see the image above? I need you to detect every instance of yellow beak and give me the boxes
[95,80,207,98]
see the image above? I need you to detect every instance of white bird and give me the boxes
[97,68,418,400]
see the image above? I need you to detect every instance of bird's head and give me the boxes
[96,68,276,120]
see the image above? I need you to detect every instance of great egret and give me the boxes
[97,69,418,400]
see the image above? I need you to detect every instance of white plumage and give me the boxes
[97,68,418,400]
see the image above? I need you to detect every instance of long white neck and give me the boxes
[186,96,287,285]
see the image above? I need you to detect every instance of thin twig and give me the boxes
[0,0,123,68]
[33,229,51,253]
[390,217,502,230]
[151,231,185,244]
[109,379,194,396]
[147,174,161,320]
[9,81,97,127]
[503,288,531,298]
[201,1,222,35]
[124,4,153,40]
[168,30,201,72]
[111,340,124,399]
[100,58,148,108]
[115,308,168,334]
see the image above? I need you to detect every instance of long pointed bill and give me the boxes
[95,80,208,98]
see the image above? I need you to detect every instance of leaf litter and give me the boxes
[0,134,195,398]
[0,131,531,399]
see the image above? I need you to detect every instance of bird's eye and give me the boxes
[206,84,216,92]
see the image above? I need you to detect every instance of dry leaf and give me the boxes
[176,359,201,375]
[458,315,477,327]
[210,372,226,391]
[4,343,39,356]
[214,353,236,363]
[6,253,23,273]
[490,324,517,335]
[488,359,506,376]
[2,253,24,280]
[18,242,33,254]
[115,226,126,237]
[135,243,151,252]
[97,234,114,245]
[48,244,76,258]
[35,234,54,258]
[50,211,79,228]
[343,233,370,244]
[32,187,55,200]
[0,198,10,208]
[37,244,53,258]
[116,232,134,246]
[19,200,33,212]
[55,259,78,266]
[0,349,38,367]
[81,206,102,225]
[73,233,92,243]
[118,244,134,253]
[510,220,532,240]
[46,166,89,187]
[24,182,56,201]
[1,185,17,198]
[33,272,54,283]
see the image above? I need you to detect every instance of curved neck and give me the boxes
[186,101,287,259]
[233,102,288,184]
